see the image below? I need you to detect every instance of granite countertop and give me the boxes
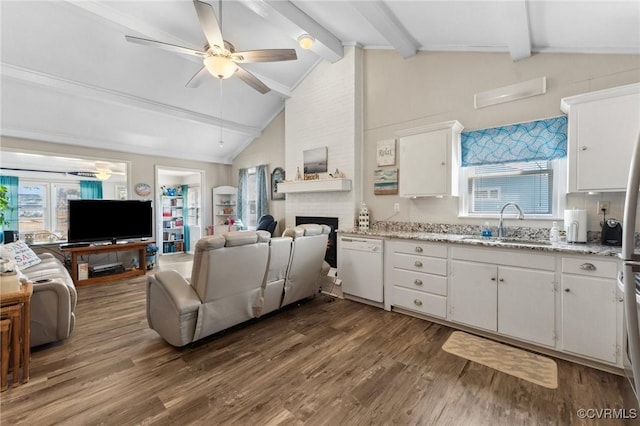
[338,228,623,257]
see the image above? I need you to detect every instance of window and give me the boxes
[18,181,80,242]
[460,159,566,218]
[246,168,258,228]
[237,165,268,230]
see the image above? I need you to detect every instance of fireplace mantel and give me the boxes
[278,178,351,194]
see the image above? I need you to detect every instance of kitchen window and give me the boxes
[459,159,566,218]
[459,116,568,219]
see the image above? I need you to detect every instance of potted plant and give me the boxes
[0,185,12,244]
[146,243,159,270]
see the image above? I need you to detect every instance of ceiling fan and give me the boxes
[125,0,297,94]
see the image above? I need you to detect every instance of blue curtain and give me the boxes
[80,180,103,199]
[0,175,19,231]
[256,165,269,220]
[181,184,189,252]
[237,168,249,227]
[461,116,567,167]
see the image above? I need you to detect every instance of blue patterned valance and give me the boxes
[461,116,567,167]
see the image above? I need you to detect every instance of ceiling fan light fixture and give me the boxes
[94,170,112,181]
[297,34,315,50]
[204,55,238,79]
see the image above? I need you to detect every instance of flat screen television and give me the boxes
[67,200,153,244]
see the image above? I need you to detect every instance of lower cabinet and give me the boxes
[560,257,620,364]
[375,237,622,368]
[387,240,448,318]
[449,260,555,347]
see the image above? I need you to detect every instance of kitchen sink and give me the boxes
[493,238,552,246]
[459,236,552,246]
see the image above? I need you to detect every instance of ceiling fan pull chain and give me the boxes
[219,78,224,148]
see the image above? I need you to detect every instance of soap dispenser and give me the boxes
[549,221,559,243]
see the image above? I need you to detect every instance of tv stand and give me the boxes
[61,241,153,286]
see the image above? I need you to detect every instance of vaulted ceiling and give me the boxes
[2,1,639,165]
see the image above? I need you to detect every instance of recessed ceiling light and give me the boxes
[297,34,315,50]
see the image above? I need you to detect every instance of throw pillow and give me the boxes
[1,241,42,269]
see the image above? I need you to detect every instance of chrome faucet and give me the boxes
[498,202,524,238]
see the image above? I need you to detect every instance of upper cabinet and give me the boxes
[397,120,463,197]
[561,83,640,192]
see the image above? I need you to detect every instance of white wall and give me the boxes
[237,50,640,232]
[284,46,363,230]
[1,136,232,238]
[362,51,640,231]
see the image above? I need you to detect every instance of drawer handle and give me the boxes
[414,261,423,267]
[414,299,423,306]
[415,246,423,253]
[580,263,596,271]
[414,279,423,286]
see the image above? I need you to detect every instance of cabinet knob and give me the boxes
[414,299,423,306]
[441,162,446,166]
[414,279,423,286]
[499,278,504,282]
[491,277,496,281]
[581,146,588,151]
[564,288,570,292]
[415,246,423,253]
[414,261,423,267]
[580,263,596,271]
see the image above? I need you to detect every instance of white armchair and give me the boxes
[146,230,271,347]
[280,224,331,308]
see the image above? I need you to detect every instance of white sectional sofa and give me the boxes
[146,225,330,347]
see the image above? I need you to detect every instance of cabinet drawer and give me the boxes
[392,241,447,258]
[562,257,617,279]
[392,269,447,296]
[393,253,447,275]
[393,286,447,318]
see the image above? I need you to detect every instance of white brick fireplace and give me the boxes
[284,46,363,231]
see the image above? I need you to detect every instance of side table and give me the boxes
[0,281,33,389]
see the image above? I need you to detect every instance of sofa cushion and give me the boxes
[2,241,42,269]
[223,230,271,247]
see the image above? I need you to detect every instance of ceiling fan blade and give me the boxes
[185,66,210,88]
[193,0,224,50]
[232,49,297,63]
[125,35,204,57]
[235,66,270,94]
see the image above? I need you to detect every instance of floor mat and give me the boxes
[442,331,558,389]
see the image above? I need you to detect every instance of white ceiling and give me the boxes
[1,0,639,167]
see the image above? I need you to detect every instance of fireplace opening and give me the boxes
[295,216,338,268]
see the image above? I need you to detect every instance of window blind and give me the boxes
[461,116,567,167]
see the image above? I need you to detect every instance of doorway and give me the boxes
[156,166,204,256]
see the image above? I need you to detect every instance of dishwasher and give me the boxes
[338,236,384,303]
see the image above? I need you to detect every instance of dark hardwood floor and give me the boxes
[0,254,632,425]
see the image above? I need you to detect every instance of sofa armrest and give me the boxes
[146,270,202,347]
[30,278,72,347]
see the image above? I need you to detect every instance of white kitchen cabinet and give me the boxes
[386,240,448,318]
[497,266,555,347]
[396,120,463,197]
[449,260,497,331]
[561,83,640,192]
[560,257,620,364]
[449,247,556,347]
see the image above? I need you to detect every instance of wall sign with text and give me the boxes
[376,139,396,166]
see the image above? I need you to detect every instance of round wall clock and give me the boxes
[135,183,151,196]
